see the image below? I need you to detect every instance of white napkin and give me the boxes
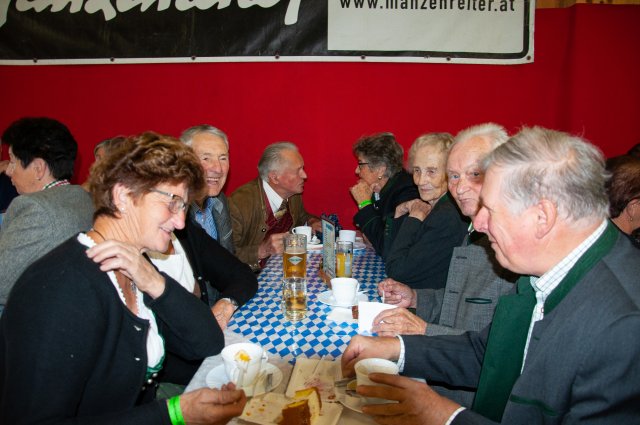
[327,307,356,324]
[358,301,396,334]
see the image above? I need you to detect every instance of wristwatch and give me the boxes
[220,297,239,312]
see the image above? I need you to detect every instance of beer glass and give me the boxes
[283,233,307,278]
[282,277,307,322]
[335,241,353,278]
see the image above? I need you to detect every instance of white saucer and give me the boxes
[205,362,283,397]
[317,290,367,308]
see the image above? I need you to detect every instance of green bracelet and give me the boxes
[358,199,373,209]
[168,396,186,425]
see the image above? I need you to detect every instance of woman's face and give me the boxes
[128,182,189,253]
[6,147,40,194]
[355,155,387,187]
[411,145,448,204]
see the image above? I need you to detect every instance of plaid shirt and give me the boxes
[522,219,608,370]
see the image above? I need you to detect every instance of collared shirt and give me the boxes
[522,219,608,371]
[262,179,285,214]
[190,197,218,240]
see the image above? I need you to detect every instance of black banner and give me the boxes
[0,0,533,64]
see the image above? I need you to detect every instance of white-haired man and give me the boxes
[342,127,640,424]
[230,142,320,271]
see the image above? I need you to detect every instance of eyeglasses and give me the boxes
[357,162,370,169]
[150,188,187,214]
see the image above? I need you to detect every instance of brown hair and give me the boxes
[606,155,640,218]
[88,132,205,219]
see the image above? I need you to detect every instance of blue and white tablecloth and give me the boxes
[227,249,386,360]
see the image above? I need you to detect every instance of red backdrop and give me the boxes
[1,4,639,227]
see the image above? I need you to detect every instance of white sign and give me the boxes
[328,0,534,64]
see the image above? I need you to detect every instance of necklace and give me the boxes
[92,228,107,242]
[89,228,138,302]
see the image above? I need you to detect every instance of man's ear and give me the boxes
[534,199,557,239]
[267,170,279,186]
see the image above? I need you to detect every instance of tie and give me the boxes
[274,199,288,220]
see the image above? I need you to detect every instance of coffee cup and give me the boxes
[330,277,359,306]
[221,343,268,388]
[292,226,312,241]
[338,229,356,243]
[355,358,399,403]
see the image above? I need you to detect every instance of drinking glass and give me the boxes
[335,241,353,278]
[282,277,307,322]
[283,233,307,278]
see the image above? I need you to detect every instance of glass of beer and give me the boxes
[282,277,307,322]
[283,233,307,278]
[335,241,353,278]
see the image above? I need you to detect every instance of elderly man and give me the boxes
[342,127,640,424]
[373,123,518,406]
[181,125,234,253]
[229,142,320,271]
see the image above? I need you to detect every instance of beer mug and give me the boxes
[282,277,307,322]
[335,241,353,278]
[283,233,307,278]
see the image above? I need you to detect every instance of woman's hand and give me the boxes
[86,239,166,299]
[350,179,374,205]
[178,386,247,425]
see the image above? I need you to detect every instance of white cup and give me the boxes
[355,358,400,403]
[292,226,312,241]
[330,277,359,306]
[221,343,268,388]
[339,229,356,243]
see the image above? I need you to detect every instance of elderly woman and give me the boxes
[350,132,419,258]
[0,133,245,424]
[384,133,468,289]
[0,117,94,310]
[606,155,640,248]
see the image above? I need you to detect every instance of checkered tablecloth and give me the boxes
[227,249,386,360]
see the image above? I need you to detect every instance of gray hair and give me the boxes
[258,142,299,180]
[180,124,229,149]
[482,126,609,221]
[407,132,453,169]
[453,123,509,150]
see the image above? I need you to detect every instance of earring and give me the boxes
[378,175,382,180]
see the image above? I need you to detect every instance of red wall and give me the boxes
[1,5,639,227]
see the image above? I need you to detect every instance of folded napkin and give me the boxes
[327,307,356,324]
[358,301,396,334]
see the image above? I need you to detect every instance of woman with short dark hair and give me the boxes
[350,132,419,258]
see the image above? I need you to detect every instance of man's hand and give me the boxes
[179,386,247,425]
[372,308,427,336]
[257,232,285,260]
[358,374,461,425]
[378,278,416,308]
[341,335,400,378]
[211,299,236,330]
[350,179,374,205]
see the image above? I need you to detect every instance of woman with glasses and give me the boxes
[350,132,419,258]
[0,132,246,424]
